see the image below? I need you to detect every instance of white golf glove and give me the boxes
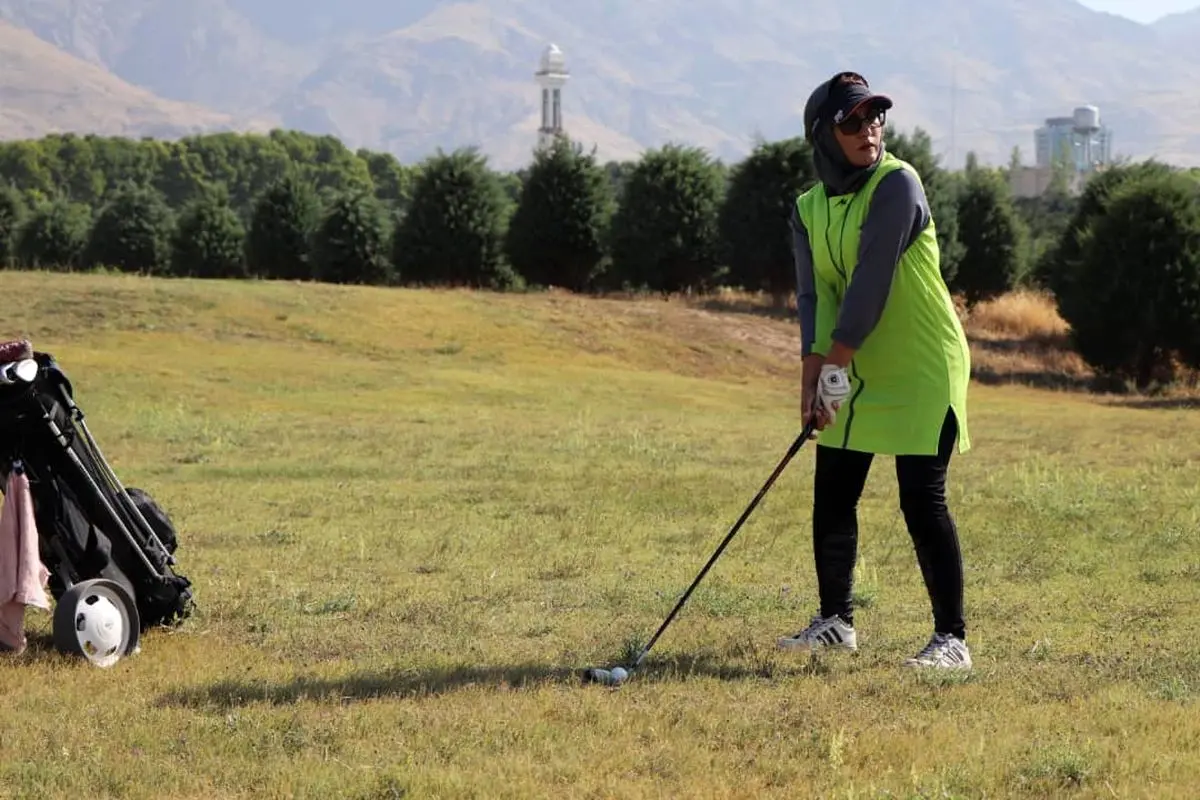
[815,364,851,424]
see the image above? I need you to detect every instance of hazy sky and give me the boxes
[1078,0,1198,22]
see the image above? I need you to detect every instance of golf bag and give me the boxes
[0,340,194,634]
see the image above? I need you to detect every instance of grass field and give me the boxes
[0,270,1197,799]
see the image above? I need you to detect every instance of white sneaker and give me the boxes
[777,614,857,652]
[904,632,972,669]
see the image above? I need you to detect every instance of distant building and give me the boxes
[1011,105,1112,199]
[1034,105,1112,173]
[535,44,569,150]
[1009,165,1084,199]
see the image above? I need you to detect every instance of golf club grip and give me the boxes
[634,421,817,666]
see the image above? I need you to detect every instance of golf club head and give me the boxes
[581,666,630,686]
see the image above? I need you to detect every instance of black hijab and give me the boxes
[812,120,882,197]
[803,72,891,196]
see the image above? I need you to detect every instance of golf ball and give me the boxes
[610,667,628,682]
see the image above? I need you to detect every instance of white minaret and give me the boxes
[535,43,569,149]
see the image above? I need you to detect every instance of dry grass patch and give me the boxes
[959,289,1095,391]
[963,287,1070,343]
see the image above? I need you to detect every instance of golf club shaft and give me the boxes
[632,421,817,668]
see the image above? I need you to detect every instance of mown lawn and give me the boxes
[0,271,1197,799]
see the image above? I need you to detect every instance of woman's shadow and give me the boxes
[155,654,778,710]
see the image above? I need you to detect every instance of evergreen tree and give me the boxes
[505,137,613,291]
[393,148,512,288]
[312,190,394,285]
[17,197,91,270]
[171,187,247,279]
[717,136,816,306]
[83,183,175,274]
[952,159,1027,306]
[606,143,726,293]
[1059,169,1200,388]
[245,172,322,280]
[0,185,27,268]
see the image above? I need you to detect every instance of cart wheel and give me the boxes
[52,579,141,668]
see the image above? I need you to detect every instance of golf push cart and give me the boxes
[0,339,194,667]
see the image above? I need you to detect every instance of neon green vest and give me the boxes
[795,151,971,456]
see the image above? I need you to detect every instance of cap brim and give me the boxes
[847,94,893,116]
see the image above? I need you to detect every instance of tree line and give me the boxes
[0,127,1197,390]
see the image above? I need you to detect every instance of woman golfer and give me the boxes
[777,70,973,669]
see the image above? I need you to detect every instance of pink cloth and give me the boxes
[0,469,50,653]
[0,339,32,363]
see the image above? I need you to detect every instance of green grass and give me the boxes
[0,270,1198,799]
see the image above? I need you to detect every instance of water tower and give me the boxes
[1072,105,1101,171]
[535,44,569,149]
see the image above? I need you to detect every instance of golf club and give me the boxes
[582,419,818,687]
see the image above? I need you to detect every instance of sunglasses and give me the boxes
[836,107,887,135]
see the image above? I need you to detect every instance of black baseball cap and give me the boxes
[805,71,893,140]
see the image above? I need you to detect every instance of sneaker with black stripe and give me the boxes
[776,614,857,652]
[904,632,972,669]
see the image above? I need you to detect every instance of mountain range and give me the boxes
[0,0,1198,171]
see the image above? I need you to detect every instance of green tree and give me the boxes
[312,190,394,285]
[603,160,637,203]
[505,137,613,292]
[245,172,322,280]
[171,188,247,279]
[267,130,374,197]
[1046,153,1075,198]
[952,160,1027,306]
[1014,186,1076,283]
[85,136,162,199]
[1057,169,1200,388]
[17,198,91,270]
[179,132,292,212]
[717,136,816,306]
[0,140,55,196]
[1035,160,1174,300]
[496,171,524,210]
[1006,146,1022,177]
[393,148,512,288]
[0,186,27,268]
[357,148,413,213]
[606,143,726,293]
[886,126,964,283]
[154,142,212,210]
[44,133,106,205]
[82,184,175,274]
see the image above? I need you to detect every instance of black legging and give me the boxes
[810,408,965,640]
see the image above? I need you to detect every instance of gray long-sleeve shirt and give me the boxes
[791,167,932,356]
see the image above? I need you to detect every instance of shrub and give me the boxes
[82,184,175,274]
[1035,160,1174,300]
[17,197,91,270]
[717,136,816,305]
[505,137,612,292]
[171,188,247,279]
[246,172,322,280]
[953,163,1027,306]
[1057,169,1200,388]
[606,143,726,293]
[312,191,394,285]
[393,148,512,288]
